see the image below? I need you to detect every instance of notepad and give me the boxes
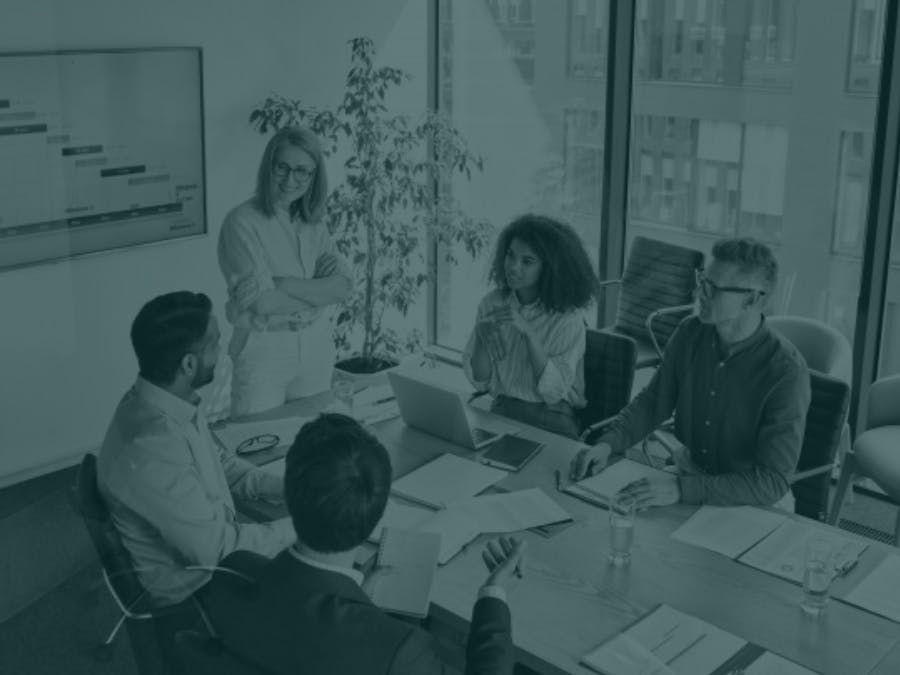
[670,505,787,559]
[417,508,483,564]
[391,454,507,509]
[563,458,675,508]
[737,519,868,584]
[369,527,441,618]
[480,435,544,472]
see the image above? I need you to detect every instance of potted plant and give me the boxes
[249,37,492,377]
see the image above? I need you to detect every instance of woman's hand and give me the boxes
[475,319,506,362]
[484,304,530,336]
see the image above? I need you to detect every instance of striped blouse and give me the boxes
[462,289,587,407]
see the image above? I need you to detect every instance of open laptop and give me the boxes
[387,370,511,450]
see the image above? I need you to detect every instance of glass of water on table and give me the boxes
[608,493,636,566]
[801,537,834,617]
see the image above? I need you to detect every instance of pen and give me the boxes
[555,469,562,492]
[838,558,859,578]
[515,562,524,579]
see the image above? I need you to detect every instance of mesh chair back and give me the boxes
[174,631,268,675]
[73,454,150,612]
[578,329,637,433]
[615,236,704,347]
[792,371,850,521]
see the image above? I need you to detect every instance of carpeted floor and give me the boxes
[1,488,896,675]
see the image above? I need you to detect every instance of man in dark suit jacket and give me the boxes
[202,413,524,675]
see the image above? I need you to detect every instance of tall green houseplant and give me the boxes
[250,37,492,373]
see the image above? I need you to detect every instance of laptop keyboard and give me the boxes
[472,427,498,444]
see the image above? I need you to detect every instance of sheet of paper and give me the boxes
[744,651,818,675]
[581,605,745,675]
[417,509,482,564]
[565,458,675,506]
[368,499,434,543]
[356,400,401,426]
[258,458,285,478]
[670,506,787,559]
[843,554,900,623]
[354,384,395,407]
[448,488,572,533]
[370,527,441,618]
[391,453,507,509]
[213,416,314,454]
[738,519,868,583]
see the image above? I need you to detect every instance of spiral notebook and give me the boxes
[369,527,442,618]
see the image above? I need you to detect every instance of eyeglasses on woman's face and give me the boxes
[272,160,316,182]
[695,269,766,298]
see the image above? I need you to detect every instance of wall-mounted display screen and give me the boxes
[0,47,206,272]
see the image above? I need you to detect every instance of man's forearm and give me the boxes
[275,275,351,307]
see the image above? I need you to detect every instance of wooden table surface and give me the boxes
[230,378,900,675]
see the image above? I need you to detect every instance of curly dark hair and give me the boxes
[488,214,599,312]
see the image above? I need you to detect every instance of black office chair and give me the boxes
[578,329,638,443]
[174,631,268,675]
[790,371,851,521]
[599,236,704,369]
[71,454,203,675]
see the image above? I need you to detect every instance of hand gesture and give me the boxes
[568,442,612,482]
[481,536,526,591]
[229,276,259,312]
[314,252,339,278]
[617,475,681,509]
[475,319,507,362]
[483,304,530,336]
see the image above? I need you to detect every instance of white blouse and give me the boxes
[462,289,587,407]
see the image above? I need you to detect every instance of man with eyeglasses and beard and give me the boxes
[97,292,295,668]
[569,238,810,510]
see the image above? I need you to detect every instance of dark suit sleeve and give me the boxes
[388,597,513,675]
[465,597,513,675]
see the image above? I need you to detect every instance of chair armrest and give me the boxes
[580,414,618,444]
[867,373,900,429]
[790,464,833,483]
[597,278,623,292]
[645,304,694,358]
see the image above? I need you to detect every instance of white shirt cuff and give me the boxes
[477,584,508,604]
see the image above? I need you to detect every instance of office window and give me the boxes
[880,171,900,376]
[628,0,884,358]
[434,0,608,351]
[848,0,886,93]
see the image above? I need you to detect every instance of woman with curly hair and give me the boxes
[462,214,600,438]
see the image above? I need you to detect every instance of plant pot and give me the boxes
[334,356,400,388]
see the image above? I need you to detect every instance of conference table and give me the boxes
[230,368,900,675]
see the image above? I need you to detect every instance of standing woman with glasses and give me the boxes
[219,126,352,416]
[462,214,600,438]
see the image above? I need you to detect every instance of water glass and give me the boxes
[332,379,355,416]
[801,537,834,617]
[608,494,636,567]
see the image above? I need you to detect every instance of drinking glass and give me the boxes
[801,537,834,617]
[609,494,636,567]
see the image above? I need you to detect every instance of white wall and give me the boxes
[0,0,427,485]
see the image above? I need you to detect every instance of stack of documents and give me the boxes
[843,554,900,623]
[353,384,401,425]
[670,506,787,558]
[563,458,677,508]
[737,520,868,583]
[581,604,817,675]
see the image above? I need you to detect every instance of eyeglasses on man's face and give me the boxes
[272,160,316,182]
[695,269,766,298]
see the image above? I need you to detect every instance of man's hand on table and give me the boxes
[480,536,526,595]
[568,442,613,482]
[618,474,682,509]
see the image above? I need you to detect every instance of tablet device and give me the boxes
[480,435,544,472]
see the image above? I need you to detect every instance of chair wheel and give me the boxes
[93,643,115,662]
